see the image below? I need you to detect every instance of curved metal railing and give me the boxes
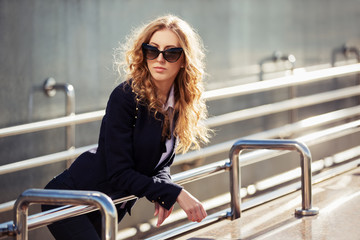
[0,64,360,178]
[11,189,117,240]
[0,63,360,239]
[229,139,319,219]
[3,115,360,239]
[146,120,360,240]
[0,63,359,138]
[1,139,318,240]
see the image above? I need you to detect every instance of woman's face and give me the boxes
[146,28,184,89]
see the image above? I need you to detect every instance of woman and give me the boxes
[42,15,211,239]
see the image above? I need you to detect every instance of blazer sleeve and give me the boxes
[146,165,175,202]
[104,84,182,210]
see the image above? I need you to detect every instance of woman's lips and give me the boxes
[154,67,166,73]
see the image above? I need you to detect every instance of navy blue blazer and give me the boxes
[67,81,183,211]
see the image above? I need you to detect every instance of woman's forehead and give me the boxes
[149,29,180,48]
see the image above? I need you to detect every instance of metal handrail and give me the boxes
[0,64,358,178]
[204,63,360,100]
[2,117,359,238]
[0,144,97,176]
[0,163,227,238]
[0,63,359,238]
[206,85,360,128]
[147,159,360,240]
[1,114,359,215]
[1,92,359,178]
[13,189,117,240]
[1,140,315,239]
[236,119,360,169]
[176,105,360,164]
[80,122,360,237]
[0,63,359,139]
[0,63,358,185]
[0,110,105,138]
[229,139,319,219]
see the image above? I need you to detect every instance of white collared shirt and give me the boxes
[156,85,175,168]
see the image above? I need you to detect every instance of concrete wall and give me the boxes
[0,0,360,239]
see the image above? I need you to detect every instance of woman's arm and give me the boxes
[152,157,207,223]
[154,188,207,227]
[177,189,207,222]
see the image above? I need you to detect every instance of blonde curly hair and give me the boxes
[114,15,210,154]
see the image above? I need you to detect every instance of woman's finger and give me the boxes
[154,202,159,216]
[200,205,207,219]
[157,206,165,227]
[166,205,174,219]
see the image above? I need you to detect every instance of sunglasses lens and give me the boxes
[163,49,183,62]
[143,45,159,60]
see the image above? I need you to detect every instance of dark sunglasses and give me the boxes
[142,43,183,63]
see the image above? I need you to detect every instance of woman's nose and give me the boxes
[156,52,165,62]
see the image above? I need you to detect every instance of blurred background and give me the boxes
[1,0,360,239]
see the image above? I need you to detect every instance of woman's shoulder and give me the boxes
[110,80,135,100]
[114,79,133,93]
[106,80,137,111]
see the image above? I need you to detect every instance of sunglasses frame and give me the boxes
[142,43,183,63]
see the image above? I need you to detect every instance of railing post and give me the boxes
[228,148,241,219]
[13,189,117,240]
[294,140,320,216]
[43,77,75,167]
[229,139,319,220]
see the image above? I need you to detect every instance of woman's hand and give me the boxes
[176,189,207,222]
[154,202,174,227]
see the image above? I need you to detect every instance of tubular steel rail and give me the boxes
[229,139,319,219]
[1,65,360,178]
[1,118,359,218]
[9,189,117,240]
[0,139,321,239]
[203,63,360,101]
[146,120,360,240]
[0,95,359,178]
[0,63,359,238]
[43,77,76,167]
[0,63,359,138]
[2,114,360,239]
[176,105,360,164]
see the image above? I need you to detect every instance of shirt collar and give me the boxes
[163,84,175,110]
